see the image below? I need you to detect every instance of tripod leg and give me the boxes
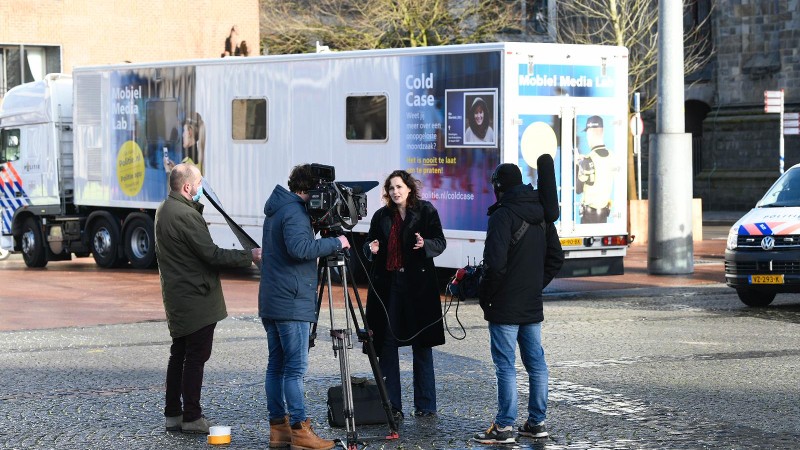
[310,259,327,349]
[343,256,400,437]
[325,263,361,449]
[332,328,358,448]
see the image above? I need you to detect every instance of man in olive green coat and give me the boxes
[155,163,261,434]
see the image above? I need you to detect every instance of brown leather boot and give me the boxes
[290,418,335,450]
[269,416,292,448]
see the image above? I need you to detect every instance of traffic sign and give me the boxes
[785,112,799,135]
[764,90,783,99]
[764,90,784,114]
[630,115,644,136]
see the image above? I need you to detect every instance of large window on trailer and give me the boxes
[232,98,268,141]
[346,95,387,141]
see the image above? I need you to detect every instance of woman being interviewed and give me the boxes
[364,170,446,420]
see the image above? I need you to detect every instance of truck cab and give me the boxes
[1,74,143,269]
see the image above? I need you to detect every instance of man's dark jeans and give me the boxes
[164,322,216,422]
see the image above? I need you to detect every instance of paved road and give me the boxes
[2,286,800,449]
[0,231,729,332]
[3,227,800,448]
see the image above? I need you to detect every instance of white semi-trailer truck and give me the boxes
[0,42,629,275]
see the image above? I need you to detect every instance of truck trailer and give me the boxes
[0,42,629,275]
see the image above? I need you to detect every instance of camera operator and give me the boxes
[258,164,349,450]
[364,170,446,421]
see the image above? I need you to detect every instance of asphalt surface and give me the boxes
[2,221,799,449]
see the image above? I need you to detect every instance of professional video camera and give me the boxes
[306,163,377,232]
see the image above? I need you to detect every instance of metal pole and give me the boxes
[780,89,785,174]
[520,0,526,32]
[634,92,642,200]
[647,0,694,274]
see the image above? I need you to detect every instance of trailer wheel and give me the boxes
[91,217,126,268]
[124,216,156,269]
[20,217,47,268]
[736,289,776,307]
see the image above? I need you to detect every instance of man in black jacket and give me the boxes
[473,163,564,444]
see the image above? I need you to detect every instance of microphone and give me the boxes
[537,154,559,223]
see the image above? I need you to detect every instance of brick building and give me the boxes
[644,1,799,212]
[691,0,799,211]
[0,0,260,98]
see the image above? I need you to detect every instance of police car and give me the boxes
[725,164,800,307]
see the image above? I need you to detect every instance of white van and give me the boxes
[725,163,800,306]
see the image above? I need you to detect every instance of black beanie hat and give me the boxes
[491,163,523,192]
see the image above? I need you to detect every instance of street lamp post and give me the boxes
[647,0,695,274]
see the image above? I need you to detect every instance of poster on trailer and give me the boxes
[398,52,501,233]
[108,67,199,204]
[515,62,622,226]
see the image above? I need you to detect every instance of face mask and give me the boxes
[192,185,204,202]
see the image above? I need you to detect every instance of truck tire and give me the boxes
[736,289,776,307]
[21,217,47,268]
[123,216,156,269]
[90,217,126,268]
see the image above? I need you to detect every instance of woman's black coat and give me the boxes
[364,200,446,355]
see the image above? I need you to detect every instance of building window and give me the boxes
[232,98,268,141]
[0,45,61,97]
[526,0,550,35]
[346,95,387,141]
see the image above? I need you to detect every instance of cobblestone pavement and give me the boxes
[2,286,800,449]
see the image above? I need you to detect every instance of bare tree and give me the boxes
[259,0,522,55]
[555,0,714,199]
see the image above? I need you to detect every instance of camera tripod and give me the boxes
[311,247,399,449]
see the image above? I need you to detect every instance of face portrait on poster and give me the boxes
[445,89,497,148]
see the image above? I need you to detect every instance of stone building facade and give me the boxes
[0,0,260,98]
[686,0,799,211]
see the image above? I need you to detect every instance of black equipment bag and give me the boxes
[326,378,388,427]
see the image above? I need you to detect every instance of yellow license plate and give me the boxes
[749,274,784,284]
[560,237,583,247]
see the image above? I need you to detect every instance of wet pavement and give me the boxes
[2,223,800,449]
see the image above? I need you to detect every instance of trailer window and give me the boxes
[346,95,387,141]
[0,129,21,163]
[232,98,267,141]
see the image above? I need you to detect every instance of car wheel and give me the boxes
[123,215,156,269]
[91,217,126,268]
[21,217,47,268]
[736,288,776,307]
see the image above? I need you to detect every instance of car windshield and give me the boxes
[758,169,800,207]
